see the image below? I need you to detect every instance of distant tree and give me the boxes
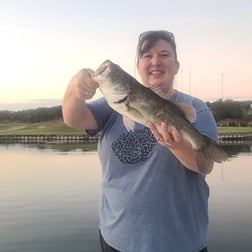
[0,106,63,122]
[0,110,13,122]
[207,99,244,122]
[1,101,252,123]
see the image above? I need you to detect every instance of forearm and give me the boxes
[62,90,90,129]
[62,68,98,130]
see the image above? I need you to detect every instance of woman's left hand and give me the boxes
[147,122,183,148]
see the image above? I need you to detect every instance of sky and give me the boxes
[0,0,252,110]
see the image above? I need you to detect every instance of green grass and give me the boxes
[217,127,252,134]
[31,143,98,152]
[0,122,252,136]
[0,121,85,136]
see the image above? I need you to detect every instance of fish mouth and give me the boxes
[95,60,112,75]
[114,95,128,104]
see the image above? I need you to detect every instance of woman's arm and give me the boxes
[62,68,98,130]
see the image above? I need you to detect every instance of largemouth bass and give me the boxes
[91,60,228,173]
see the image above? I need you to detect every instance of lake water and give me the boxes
[0,143,252,252]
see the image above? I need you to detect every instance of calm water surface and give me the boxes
[0,143,251,252]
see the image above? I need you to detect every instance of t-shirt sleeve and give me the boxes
[192,98,218,143]
[85,97,113,136]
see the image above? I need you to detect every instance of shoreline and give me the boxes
[0,133,252,145]
[0,135,99,144]
[218,132,252,141]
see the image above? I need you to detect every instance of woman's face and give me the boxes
[137,39,179,94]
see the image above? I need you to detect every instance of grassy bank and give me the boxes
[217,127,252,134]
[0,121,85,136]
[1,121,252,136]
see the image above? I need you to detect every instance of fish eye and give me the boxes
[115,85,127,92]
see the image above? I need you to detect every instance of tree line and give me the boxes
[206,99,252,122]
[0,106,62,123]
[0,99,251,123]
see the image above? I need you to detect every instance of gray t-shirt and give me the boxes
[87,90,218,252]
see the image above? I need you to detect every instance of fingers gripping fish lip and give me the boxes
[91,60,112,80]
[96,60,112,75]
[92,60,131,105]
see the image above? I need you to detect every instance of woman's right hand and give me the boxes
[69,68,99,100]
[62,68,99,130]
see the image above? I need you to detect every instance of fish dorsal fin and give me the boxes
[149,86,167,99]
[123,116,136,132]
[173,102,196,123]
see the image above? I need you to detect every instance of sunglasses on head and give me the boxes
[138,30,175,43]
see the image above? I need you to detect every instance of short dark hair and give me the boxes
[137,30,178,63]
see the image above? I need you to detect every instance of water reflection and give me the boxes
[0,145,102,252]
[0,143,252,252]
[207,143,252,251]
[3,140,252,155]
[222,141,252,157]
[2,142,98,153]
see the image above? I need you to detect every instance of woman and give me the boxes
[62,30,216,252]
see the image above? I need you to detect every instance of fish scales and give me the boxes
[91,60,228,174]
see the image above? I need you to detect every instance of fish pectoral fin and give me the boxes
[123,116,136,132]
[122,106,144,132]
[173,102,196,123]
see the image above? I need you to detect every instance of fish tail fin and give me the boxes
[195,137,229,174]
